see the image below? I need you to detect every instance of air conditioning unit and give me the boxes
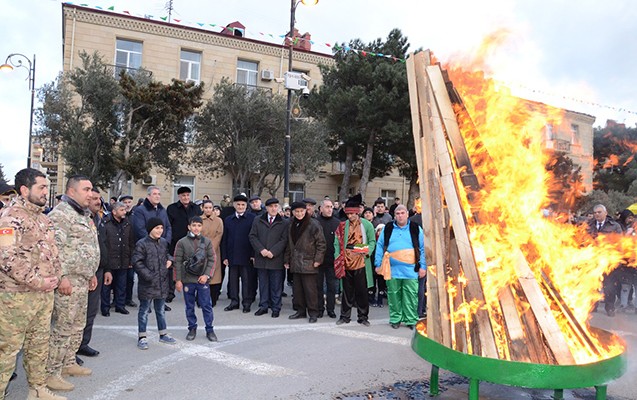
[141,175,157,186]
[261,70,275,81]
[284,71,309,90]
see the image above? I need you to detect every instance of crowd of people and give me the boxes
[0,168,427,399]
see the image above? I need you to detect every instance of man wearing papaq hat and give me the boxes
[334,194,376,326]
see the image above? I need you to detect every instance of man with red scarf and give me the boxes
[334,194,376,326]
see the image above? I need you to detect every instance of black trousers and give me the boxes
[227,264,257,308]
[125,268,135,303]
[293,273,319,318]
[210,283,222,307]
[317,264,337,313]
[603,268,621,313]
[81,268,104,349]
[340,268,369,322]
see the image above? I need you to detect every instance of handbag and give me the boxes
[184,239,207,276]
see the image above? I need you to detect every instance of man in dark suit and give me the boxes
[221,194,256,312]
[249,198,289,318]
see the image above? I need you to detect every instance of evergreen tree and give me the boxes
[37,51,204,195]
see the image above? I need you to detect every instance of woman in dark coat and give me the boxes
[284,202,326,323]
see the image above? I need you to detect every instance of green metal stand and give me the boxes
[412,326,626,400]
[430,365,440,395]
[469,378,479,400]
[595,385,607,400]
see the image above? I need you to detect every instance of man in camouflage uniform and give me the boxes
[0,168,65,400]
[45,176,100,393]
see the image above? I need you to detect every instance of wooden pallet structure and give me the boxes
[406,51,602,365]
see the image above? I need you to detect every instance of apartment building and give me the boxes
[43,3,411,206]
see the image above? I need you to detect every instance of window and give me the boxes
[380,189,396,206]
[172,176,195,201]
[545,124,554,141]
[570,124,580,145]
[115,39,142,76]
[180,50,201,83]
[236,60,258,91]
[290,183,305,203]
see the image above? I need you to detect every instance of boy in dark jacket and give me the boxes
[175,216,217,342]
[131,217,176,350]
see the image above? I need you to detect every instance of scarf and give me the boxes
[290,214,310,244]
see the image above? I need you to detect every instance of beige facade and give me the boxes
[542,109,596,191]
[48,4,411,206]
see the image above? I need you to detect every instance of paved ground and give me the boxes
[5,290,637,400]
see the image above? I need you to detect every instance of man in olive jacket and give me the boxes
[284,202,326,323]
[249,198,289,318]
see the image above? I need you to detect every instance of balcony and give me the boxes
[545,139,571,153]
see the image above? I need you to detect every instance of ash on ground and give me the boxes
[337,376,629,400]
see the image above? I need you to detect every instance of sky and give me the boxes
[1,0,636,183]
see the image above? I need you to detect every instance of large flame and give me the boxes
[441,32,632,363]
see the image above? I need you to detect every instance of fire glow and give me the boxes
[434,36,635,363]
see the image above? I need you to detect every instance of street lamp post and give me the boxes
[1,53,36,169]
[284,0,317,205]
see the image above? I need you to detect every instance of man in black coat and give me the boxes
[130,186,172,309]
[316,199,340,318]
[100,202,135,317]
[248,198,289,318]
[166,187,202,302]
[221,194,256,312]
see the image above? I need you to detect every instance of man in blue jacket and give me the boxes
[374,205,426,329]
[221,194,256,313]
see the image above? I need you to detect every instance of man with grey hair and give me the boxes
[586,204,622,316]
[130,186,172,309]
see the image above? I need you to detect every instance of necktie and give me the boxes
[597,222,602,231]
[269,216,274,225]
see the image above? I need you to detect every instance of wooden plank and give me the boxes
[513,282,553,364]
[427,64,480,193]
[498,286,531,362]
[407,52,452,347]
[448,238,467,353]
[424,66,499,359]
[540,271,600,358]
[406,52,441,342]
[512,249,576,365]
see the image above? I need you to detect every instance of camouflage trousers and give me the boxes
[0,291,54,392]
[47,276,88,375]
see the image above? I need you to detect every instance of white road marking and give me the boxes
[88,319,409,399]
[87,351,189,400]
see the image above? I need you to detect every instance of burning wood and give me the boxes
[406,51,627,365]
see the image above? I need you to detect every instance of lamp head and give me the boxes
[0,63,14,73]
[300,0,318,5]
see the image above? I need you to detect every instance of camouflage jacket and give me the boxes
[0,196,62,292]
[48,199,100,280]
